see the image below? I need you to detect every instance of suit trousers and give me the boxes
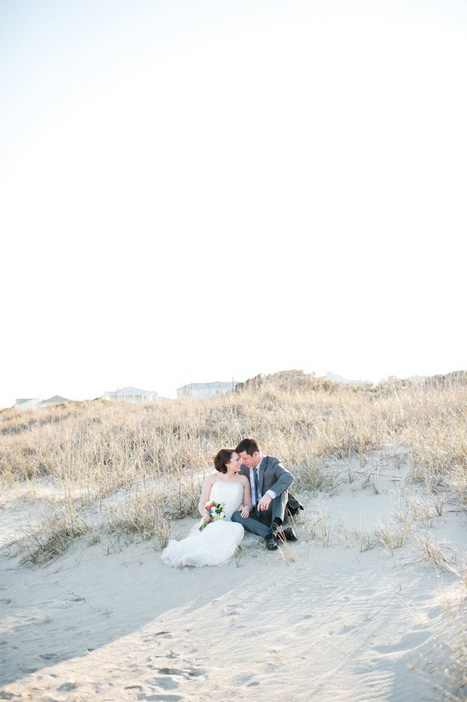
[231,491,288,538]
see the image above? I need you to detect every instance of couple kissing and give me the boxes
[162,438,303,568]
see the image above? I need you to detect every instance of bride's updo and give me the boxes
[214,448,235,474]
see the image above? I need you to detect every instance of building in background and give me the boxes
[13,396,69,410]
[14,398,43,410]
[102,387,158,403]
[177,380,238,399]
[40,395,70,408]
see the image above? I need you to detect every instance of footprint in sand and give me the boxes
[158,667,185,676]
[373,631,430,654]
[157,666,205,678]
[235,673,260,687]
[338,625,356,634]
[57,683,77,692]
[137,695,184,701]
[223,604,244,616]
[426,606,443,620]
[153,676,180,690]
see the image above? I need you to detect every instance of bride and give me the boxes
[161,449,252,567]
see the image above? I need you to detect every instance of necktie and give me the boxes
[254,467,260,506]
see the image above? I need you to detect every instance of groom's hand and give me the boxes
[257,494,272,511]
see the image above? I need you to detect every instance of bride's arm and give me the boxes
[238,475,252,518]
[198,475,214,518]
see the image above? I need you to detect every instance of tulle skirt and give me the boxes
[161,519,244,567]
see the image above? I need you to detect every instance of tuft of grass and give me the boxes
[14,504,92,566]
[415,533,463,577]
[294,458,330,493]
[353,528,379,552]
[424,599,467,702]
[378,519,409,560]
[106,487,177,549]
[441,625,467,702]
[306,508,332,547]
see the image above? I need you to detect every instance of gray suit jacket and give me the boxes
[240,455,294,498]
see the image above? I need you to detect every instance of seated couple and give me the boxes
[161,438,303,568]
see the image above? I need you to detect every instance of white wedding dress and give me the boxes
[161,481,244,567]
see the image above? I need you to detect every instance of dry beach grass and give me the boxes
[0,370,466,700]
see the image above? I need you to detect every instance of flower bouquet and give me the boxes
[199,500,225,531]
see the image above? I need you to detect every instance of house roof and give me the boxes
[103,387,157,397]
[43,396,69,404]
[177,381,238,391]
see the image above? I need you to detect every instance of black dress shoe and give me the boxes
[265,536,278,551]
[282,527,298,542]
[271,521,282,538]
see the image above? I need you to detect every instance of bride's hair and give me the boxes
[214,448,236,474]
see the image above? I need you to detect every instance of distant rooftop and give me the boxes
[177,381,237,391]
[13,396,69,410]
[103,387,157,397]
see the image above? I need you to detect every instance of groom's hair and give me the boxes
[213,448,235,474]
[235,438,261,456]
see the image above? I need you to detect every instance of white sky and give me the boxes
[1,0,466,407]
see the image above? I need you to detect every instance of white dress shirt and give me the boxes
[249,454,277,506]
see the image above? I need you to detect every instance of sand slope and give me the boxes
[1,451,466,701]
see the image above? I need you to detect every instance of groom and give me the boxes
[231,438,300,551]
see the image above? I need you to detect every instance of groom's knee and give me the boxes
[231,510,243,524]
[271,492,288,522]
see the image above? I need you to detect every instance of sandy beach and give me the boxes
[1,446,466,702]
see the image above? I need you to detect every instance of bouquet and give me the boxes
[199,501,225,531]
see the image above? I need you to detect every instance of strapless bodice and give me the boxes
[209,481,243,520]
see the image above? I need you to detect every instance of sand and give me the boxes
[1,447,466,701]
